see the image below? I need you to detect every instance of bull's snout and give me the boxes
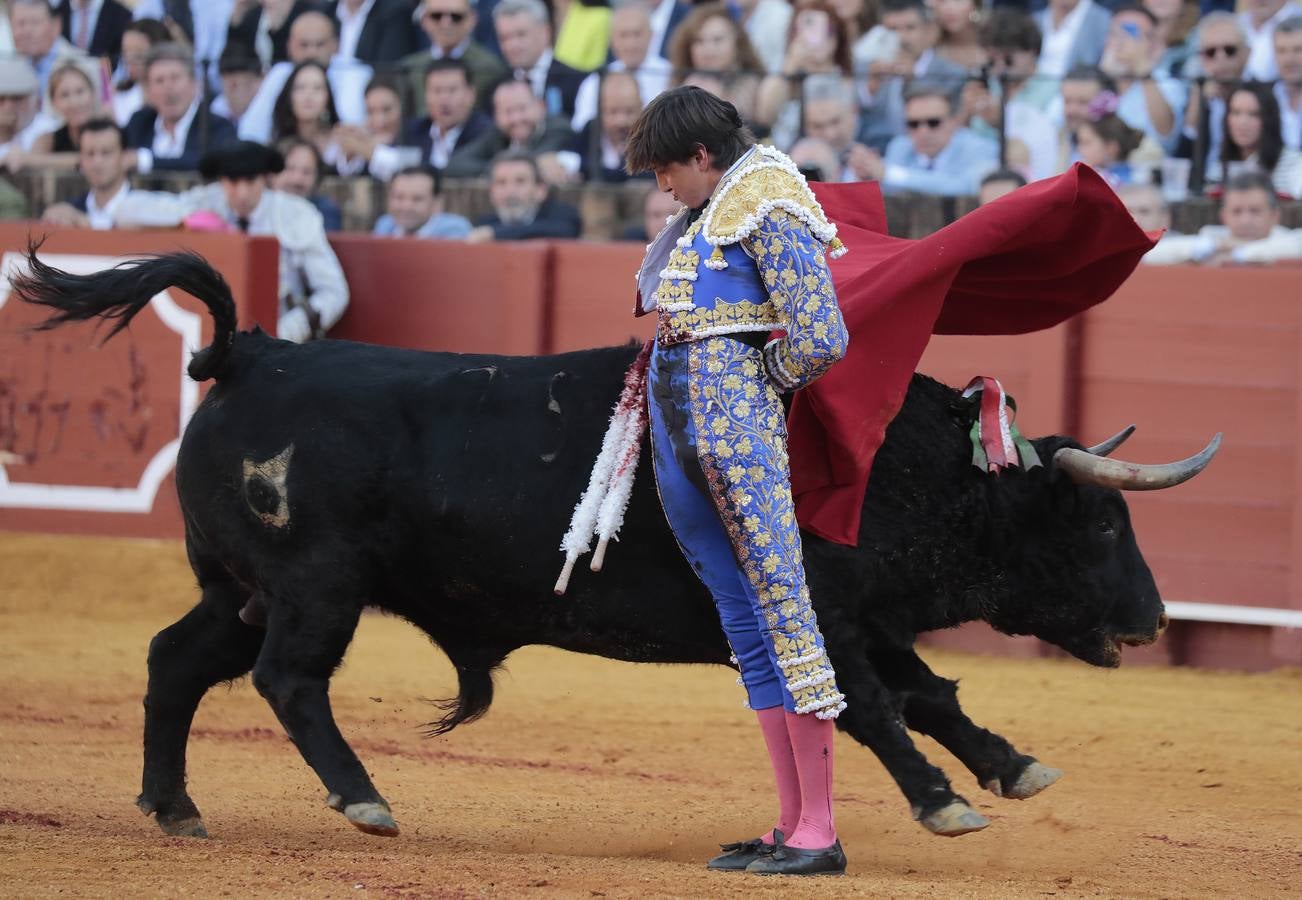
[1156,612,1170,635]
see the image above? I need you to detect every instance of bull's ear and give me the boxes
[1038,437,1084,512]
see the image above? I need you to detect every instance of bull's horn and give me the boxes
[1085,425,1136,457]
[1053,433,1222,490]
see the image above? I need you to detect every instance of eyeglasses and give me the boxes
[906,117,944,130]
[1200,44,1240,59]
[426,10,467,22]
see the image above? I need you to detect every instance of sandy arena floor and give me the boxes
[1,533,1300,899]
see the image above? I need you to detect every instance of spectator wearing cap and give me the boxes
[0,58,58,164]
[403,57,492,172]
[856,82,1000,195]
[41,116,131,228]
[466,149,582,242]
[493,0,586,120]
[211,42,264,128]
[1145,170,1302,264]
[54,0,131,68]
[332,0,417,65]
[1097,1,1185,153]
[1034,0,1111,79]
[372,165,471,238]
[238,11,373,143]
[1241,0,1302,80]
[570,0,671,132]
[400,0,507,111]
[115,140,349,343]
[444,76,572,177]
[1177,12,1249,185]
[11,0,98,100]
[227,0,318,71]
[124,42,237,172]
[1273,16,1302,148]
[271,136,344,230]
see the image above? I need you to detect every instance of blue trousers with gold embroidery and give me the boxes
[648,337,846,718]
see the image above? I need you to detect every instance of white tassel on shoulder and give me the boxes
[554,340,653,595]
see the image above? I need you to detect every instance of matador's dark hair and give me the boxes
[624,85,755,174]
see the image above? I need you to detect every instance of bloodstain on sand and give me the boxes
[2,533,1300,898]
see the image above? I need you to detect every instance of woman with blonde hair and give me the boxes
[12,60,104,170]
[668,4,766,124]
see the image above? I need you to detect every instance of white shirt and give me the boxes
[86,181,130,230]
[570,57,672,130]
[135,98,200,173]
[112,83,143,127]
[1241,2,1302,81]
[1038,0,1093,78]
[1277,81,1302,150]
[427,121,464,168]
[647,0,676,61]
[336,0,378,62]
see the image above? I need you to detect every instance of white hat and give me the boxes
[0,58,40,97]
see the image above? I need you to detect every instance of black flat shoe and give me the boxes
[706,829,783,871]
[745,839,847,876]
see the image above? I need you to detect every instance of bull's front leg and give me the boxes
[826,645,991,837]
[869,646,1063,801]
[251,598,398,837]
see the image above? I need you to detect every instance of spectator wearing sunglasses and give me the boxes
[400,0,506,111]
[852,81,998,195]
[1176,12,1248,185]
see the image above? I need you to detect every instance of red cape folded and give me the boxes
[794,163,1157,546]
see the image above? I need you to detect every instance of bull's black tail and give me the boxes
[12,246,238,382]
[421,648,506,737]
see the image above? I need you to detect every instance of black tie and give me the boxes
[237,217,250,232]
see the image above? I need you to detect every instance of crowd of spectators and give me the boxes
[0,0,1299,276]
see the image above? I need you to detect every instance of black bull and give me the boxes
[14,251,1220,841]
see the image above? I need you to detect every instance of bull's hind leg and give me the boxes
[251,598,397,836]
[871,647,1063,801]
[140,580,266,837]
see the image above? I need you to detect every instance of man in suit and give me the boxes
[334,0,416,65]
[445,76,572,176]
[41,116,130,228]
[10,0,99,99]
[399,0,506,111]
[404,57,493,169]
[646,0,690,62]
[56,0,131,68]
[492,0,585,120]
[1034,0,1111,79]
[1177,12,1249,185]
[466,149,582,241]
[124,42,237,172]
[853,81,1000,195]
[567,70,648,183]
[227,0,318,70]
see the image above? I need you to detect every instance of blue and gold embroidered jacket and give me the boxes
[637,145,850,393]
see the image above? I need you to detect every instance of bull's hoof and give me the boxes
[919,802,990,837]
[344,802,400,837]
[156,815,209,838]
[1006,763,1063,799]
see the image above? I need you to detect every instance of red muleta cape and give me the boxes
[794,163,1158,546]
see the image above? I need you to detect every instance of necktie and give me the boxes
[237,217,251,232]
[74,2,90,49]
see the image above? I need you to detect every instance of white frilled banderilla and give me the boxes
[554,339,653,595]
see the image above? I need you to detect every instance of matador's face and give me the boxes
[652,145,722,210]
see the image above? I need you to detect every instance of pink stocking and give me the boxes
[755,706,801,843]
[783,711,838,849]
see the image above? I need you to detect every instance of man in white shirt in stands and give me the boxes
[1144,171,1302,265]
[1275,16,1302,148]
[570,0,670,131]
[114,141,350,342]
[1240,0,1302,80]
[41,117,132,229]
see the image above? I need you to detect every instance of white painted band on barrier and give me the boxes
[1164,601,1302,629]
